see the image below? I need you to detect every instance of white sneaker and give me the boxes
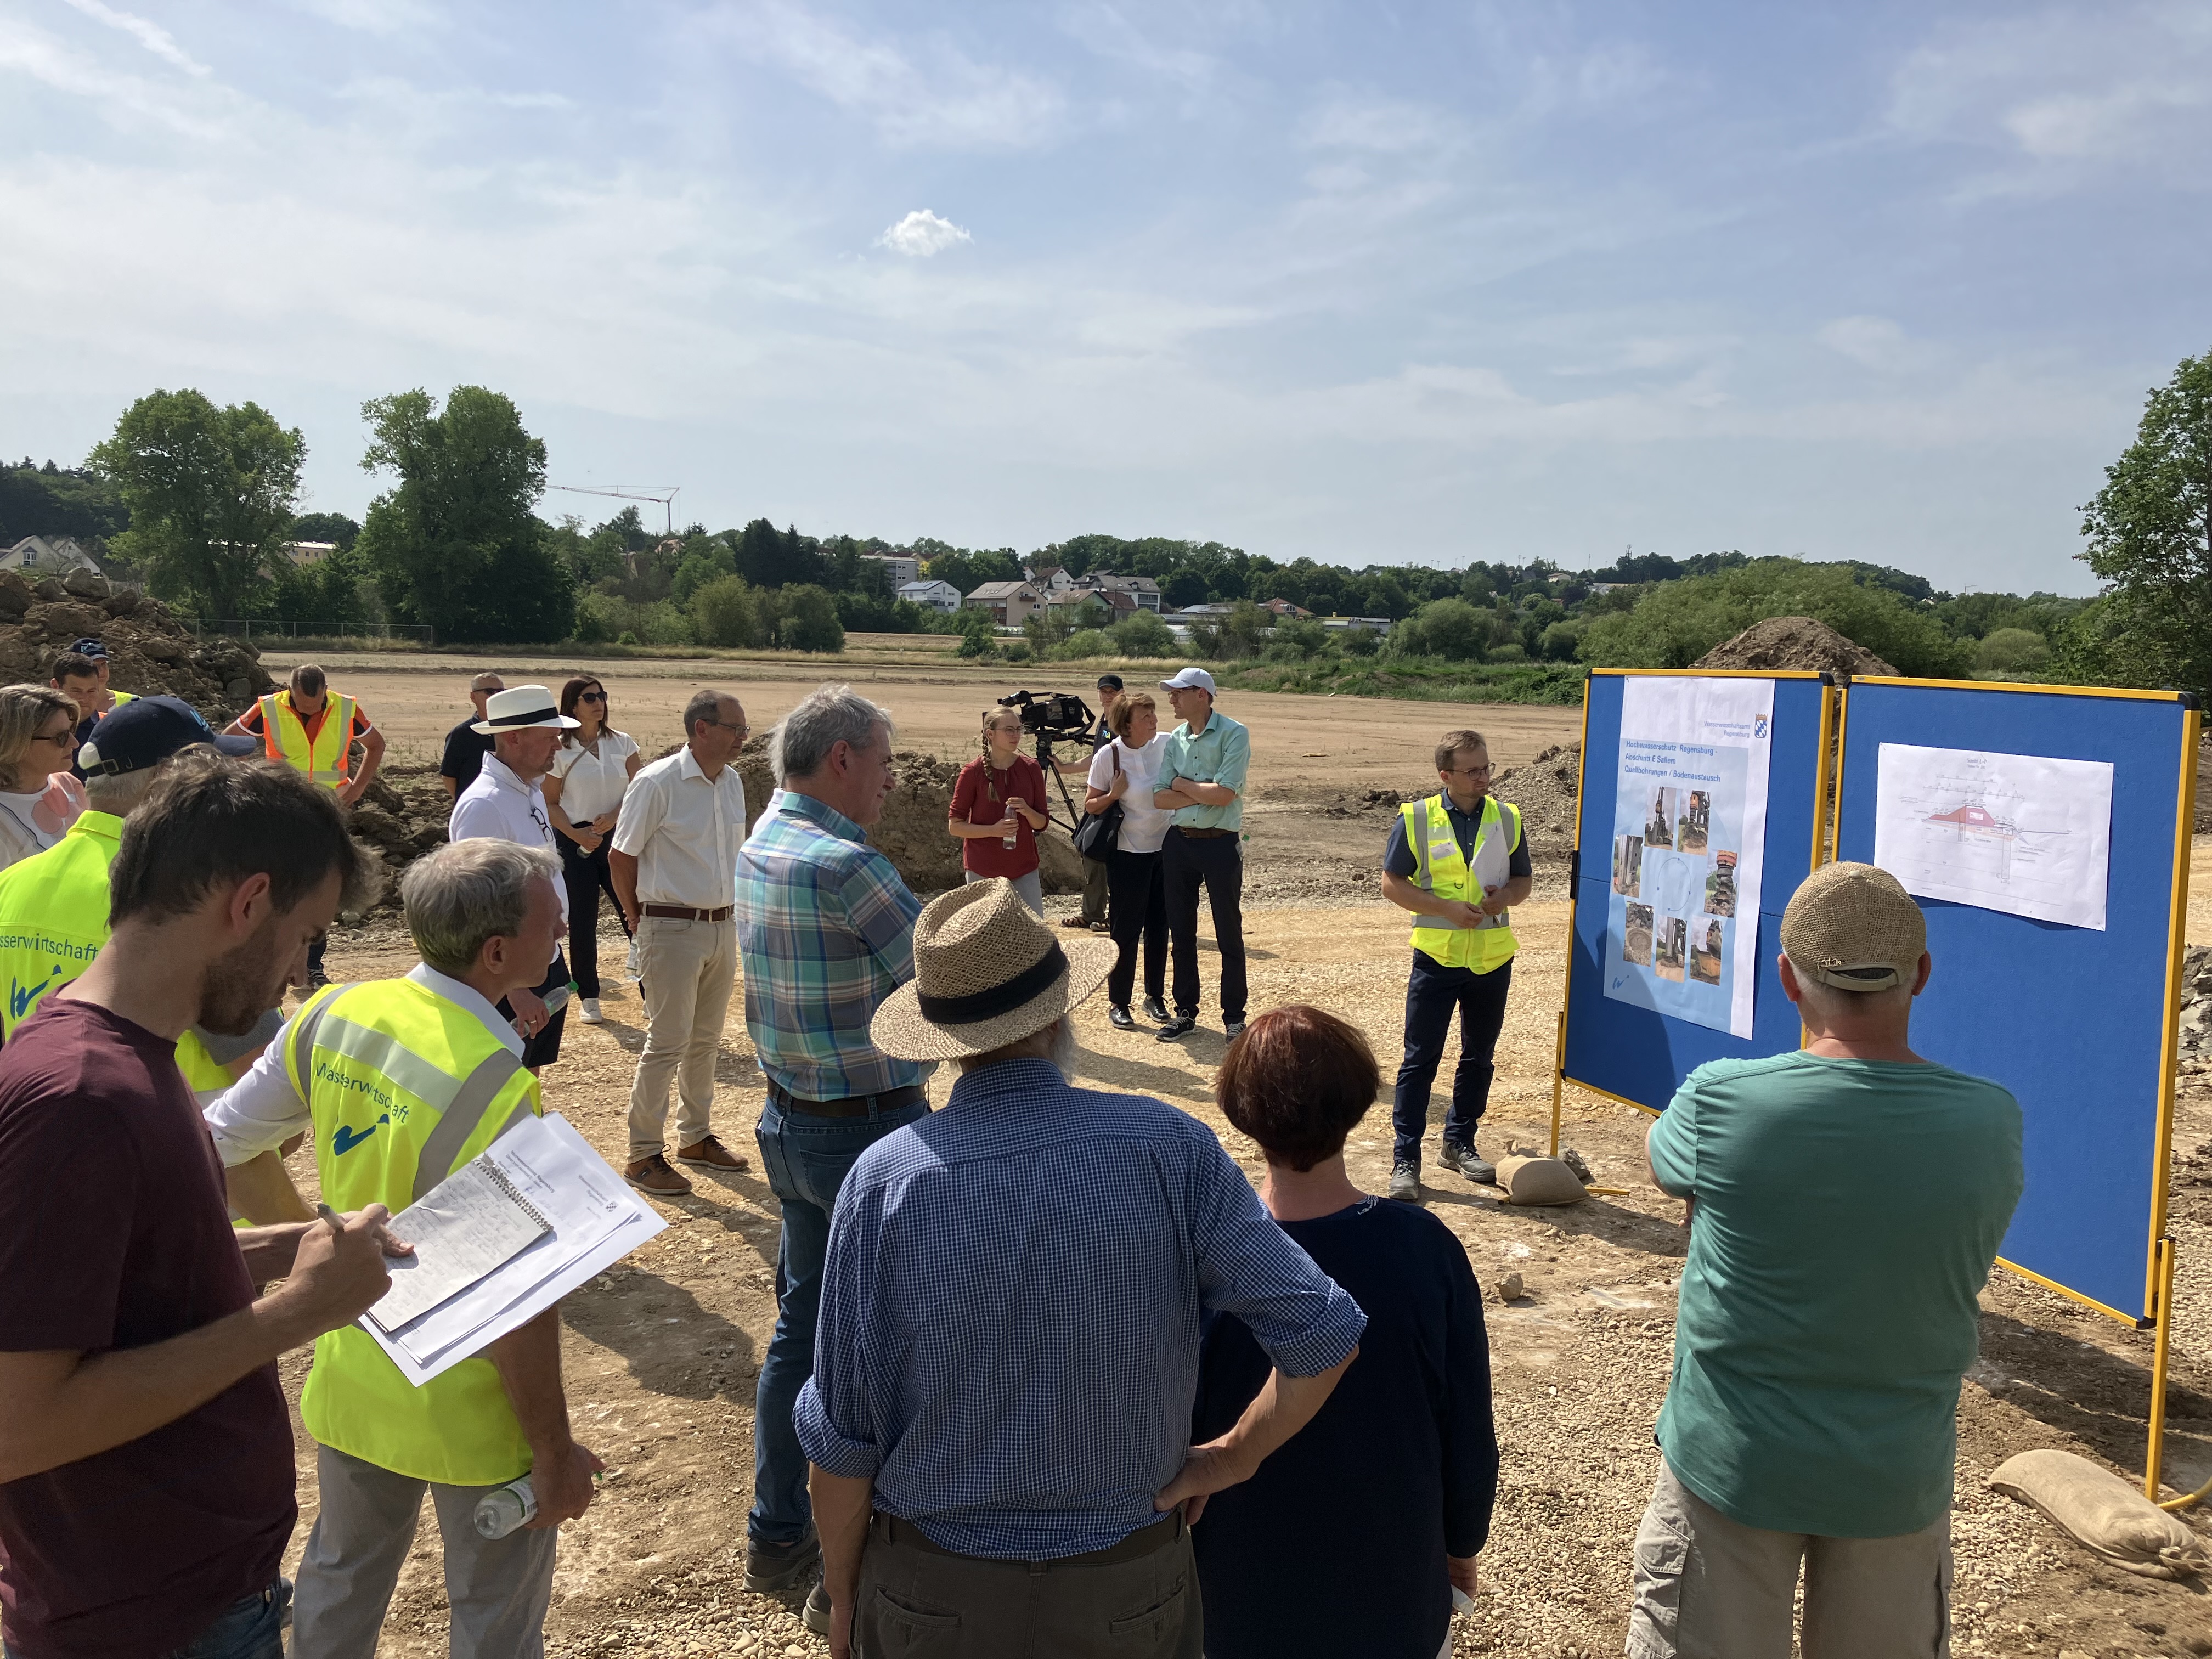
[579,997,603,1024]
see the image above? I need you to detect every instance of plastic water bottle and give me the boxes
[1001,813,1019,848]
[473,1477,537,1539]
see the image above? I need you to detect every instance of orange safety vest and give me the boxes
[257,691,356,789]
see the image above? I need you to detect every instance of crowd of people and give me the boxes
[0,647,2027,1659]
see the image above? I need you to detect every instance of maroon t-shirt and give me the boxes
[0,999,294,1659]
[950,754,1046,878]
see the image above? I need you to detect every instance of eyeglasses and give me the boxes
[704,719,748,737]
[30,728,75,747]
[1446,764,1493,779]
[579,690,607,703]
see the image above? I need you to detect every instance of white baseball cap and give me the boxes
[1160,667,1216,694]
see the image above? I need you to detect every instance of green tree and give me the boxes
[1393,597,1488,661]
[354,387,574,642]
[1107,609,1175,658]
[2074,347,2212,698]
[89,390,304,618]
[691,574,761,647]
[1974,628,2051,674]
[289,511,360,550]
[0,458,130,545]
[777,584,845,652]
[1025,604,1074,654]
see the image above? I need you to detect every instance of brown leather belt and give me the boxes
[868,1509,1184,1568]
[641,904,732,922]
[1173,826,1234,839]
[766,1081,928,1119]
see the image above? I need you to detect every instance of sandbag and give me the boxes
[1493,1143,1588,1206]
[1988,1449,2208,1579]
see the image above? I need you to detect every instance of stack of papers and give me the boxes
[365,1159,551,1334]
[356,1112,666,1386]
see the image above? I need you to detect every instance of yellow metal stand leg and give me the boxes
[1549,1010,1566,1157]
[2146,1235,2175,1503]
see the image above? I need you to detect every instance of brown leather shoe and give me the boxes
[676,1134,748,1172]
[625,1154,692,1196]
[1059,915,1092,928]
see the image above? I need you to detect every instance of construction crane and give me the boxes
[548,484,681,538]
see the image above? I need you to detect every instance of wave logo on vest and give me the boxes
[9,966,60,1023]
[331,1113,391,1156]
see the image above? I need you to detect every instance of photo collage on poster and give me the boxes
[1613,780,1738,991]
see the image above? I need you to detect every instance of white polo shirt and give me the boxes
[450,752,567,958]
[611,746,747,912]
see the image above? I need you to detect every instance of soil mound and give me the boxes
[1693,616,1897,679]
[1495,743,1583,846]
[0,568,275,725]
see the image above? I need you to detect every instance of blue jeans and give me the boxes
[7,1579,293,1659]
[1392,952,1513,1165]
[749,1095,929,1545]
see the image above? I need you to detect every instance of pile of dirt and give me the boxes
[0,568,275,724]
[2179,945,2211,1074]
[1692,616,1898,679]
[1495,742,1583,847]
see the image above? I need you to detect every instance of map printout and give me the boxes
[1871,743,2113,931]
[1601,676,1774,1040]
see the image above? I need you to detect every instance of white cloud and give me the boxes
[707,0,1065,150]
[878,208,972,257]
[60,0,208,76]
[1818,316,1918,374]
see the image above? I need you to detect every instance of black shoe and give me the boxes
[1223,1018,1247,1039]
[803,1577,831,1635]
[1440,1142,1497,1184]
[1389,1163,1422,1203]
[1142,995,1169,1023]
[1109,1005,1136,1030]
[1156,1016,1196,1043]
[744,1524,821,1592]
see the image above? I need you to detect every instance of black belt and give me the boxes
[869,1509,1184,1568]
[1173,826,1234,839]
[641,904,732,922]
[766,1081,927,1119]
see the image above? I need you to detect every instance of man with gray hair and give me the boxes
[608,687,751,1197]
[736,683,928,1619]
[205,837,603,1657]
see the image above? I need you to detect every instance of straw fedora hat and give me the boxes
[872,879,1117,1061]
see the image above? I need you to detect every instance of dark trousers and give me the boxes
[495,950,570,1070]
[1163,830,1246,1022]
[1392,951,1513,1164]
[1105,847,1167,1008]
[1080,854,1109,925]
[558,834,629,999]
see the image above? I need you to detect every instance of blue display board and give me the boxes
[1560,671,1835,1114]
[1834,679,2197,1324]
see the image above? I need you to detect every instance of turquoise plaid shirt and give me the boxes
[737,789,929,1102]
[1159,709,1250,831]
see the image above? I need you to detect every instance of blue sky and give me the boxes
[3,1,2208,594]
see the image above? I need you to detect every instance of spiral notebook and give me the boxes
[363,1155,552,1336]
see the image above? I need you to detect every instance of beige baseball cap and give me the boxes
[1780,862,1926,992]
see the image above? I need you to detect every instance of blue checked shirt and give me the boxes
[793,1058,1368,1560]
[736,789,928,1102]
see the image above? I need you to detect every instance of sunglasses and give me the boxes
[579,690,607,703]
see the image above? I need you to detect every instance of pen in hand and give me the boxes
[314,1201,414,1258]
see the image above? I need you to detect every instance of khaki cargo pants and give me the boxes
[1627,1461,1951,1658]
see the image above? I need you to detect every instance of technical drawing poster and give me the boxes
[1603,677,1774,1039]
[1871,743,2113,930]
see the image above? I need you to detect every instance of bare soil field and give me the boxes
[262,652,2212,1657]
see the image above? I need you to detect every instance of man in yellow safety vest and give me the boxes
[0,696,272,1107]
[228,663,385,986]
[206,838,602,1652]
[1379,727,1532,1201]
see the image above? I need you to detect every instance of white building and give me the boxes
[863,552,921,586]
[898,578,962,613]
[0,535,101,577]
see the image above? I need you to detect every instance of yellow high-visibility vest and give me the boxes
[290,978,541,1486]
[1401,793,1521,973]
[257,691,356,789]
[0,811,238,1096]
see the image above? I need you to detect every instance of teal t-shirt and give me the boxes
[1647,1050,2022,1538]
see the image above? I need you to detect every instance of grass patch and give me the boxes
[1211,657,1588,704]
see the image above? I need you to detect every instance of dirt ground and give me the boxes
[262,652,2212,1657]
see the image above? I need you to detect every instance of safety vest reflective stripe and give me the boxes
[294,978,541,1486]
[258,692,354,788]
[1404,793,1520,973]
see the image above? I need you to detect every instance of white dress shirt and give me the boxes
[611,746,747,911]
[549,730,640,825]
[450,752,567,956]
[204,963,522,1167]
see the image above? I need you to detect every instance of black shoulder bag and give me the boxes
[1073,744,1123,863]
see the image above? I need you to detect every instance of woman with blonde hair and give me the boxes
[947,704,1049,913]
[0,685,86,869]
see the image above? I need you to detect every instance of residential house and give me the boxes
[0,535,101,577]
[1091,573,1161,612]
[281,541,338,566]
[1321,616,1393,634]
[864,552,921,586]
[1259,597,1313,620]
[964,580,1043,627]
[1025,563,1077,594]
[898,578,962,613]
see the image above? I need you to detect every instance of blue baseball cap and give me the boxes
[77,695,258,776]
[69,637,108,660]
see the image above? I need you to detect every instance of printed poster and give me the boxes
[1871,742,2113,930]
[1602,676,1774,1039]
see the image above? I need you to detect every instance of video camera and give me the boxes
[996,689,1095,744]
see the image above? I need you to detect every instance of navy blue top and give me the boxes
[1191,1196,1497,1659]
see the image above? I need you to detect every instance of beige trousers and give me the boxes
[1627,1460,1951,1659]
[625,915,738,1160]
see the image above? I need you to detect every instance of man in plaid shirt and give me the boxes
[736,686,929,1626]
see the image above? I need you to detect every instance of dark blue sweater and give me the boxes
[1191,1196,1498,1659]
